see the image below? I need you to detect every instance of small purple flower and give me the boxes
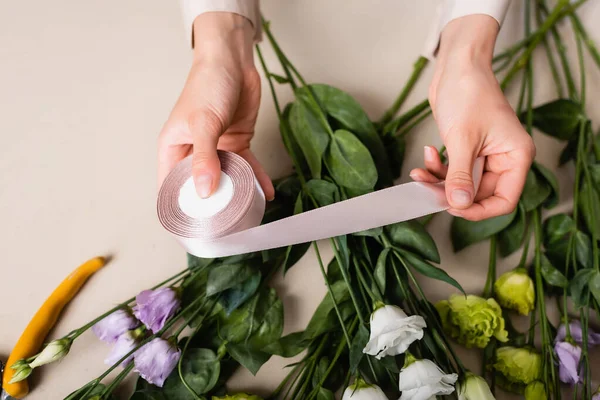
[554,341,582,385]
[555,320,600,346]
[105,332,137,367]
[92,309,139,343]
[594,392,600,400]
[133,287,180,333]
[134,338,181,387]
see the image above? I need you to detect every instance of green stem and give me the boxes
[256,44,282,118]
[384,99,430,135]
[261,18,297,90]
[379,56,429,125]
[396,110,433,137]
[536,2,564,97]
[482,236,497,298]
[102,363,135,396]
[569,10,600,71]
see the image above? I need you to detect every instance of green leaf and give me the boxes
[579,180,600,238]
[349,325,369,374]
[305,284,354,339]
[289,100,330,179]
[386,220,440,263]
[543,213,575,246]
[280,104,310,178]
[533,162,559,208]
[282,242,311,275]
[398,250,465,294]
[353,226,383,237]
[324,129,378,190]
[523,99,583,140]
[384,134,406,180]
[574,230,593,269]
[570,268,594,308]
[68,384,114,400]
[374,248,389,294]
[163,348,220,398]
[270,73,289,84]
[316,388,335,400]
[520,168,552,212]
[262,331,310,357]
[187,254,214,270]
[129,390,165,400]
[303,84,393,186]
[590,271,600,305]
[225,343,270,375]
[206,263,257,296]
[327,258,343,283]
[590,164,600,188]
[497,202,526,257]
[540,255,568,288]
[305,179,339,207]
[451,207,517,252]
[559,138,579,165]
[219,271,261,315]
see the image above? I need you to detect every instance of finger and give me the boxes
[423,145,448,180]
[157,125,191,190]
[445,138,478,210]
[409,168,442,183]
[448,158,529,221]
[473,171,499,202]
[239,149,275,201]
[190,110,225,198]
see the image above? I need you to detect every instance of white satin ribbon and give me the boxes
[158,151,484,258]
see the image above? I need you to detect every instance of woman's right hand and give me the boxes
[158,12,274,200]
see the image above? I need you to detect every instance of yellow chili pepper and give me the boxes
[3,256,106,398]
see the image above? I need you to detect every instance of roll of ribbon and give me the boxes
[158,151,484,258]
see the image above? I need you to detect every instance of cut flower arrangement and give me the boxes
[6,1,600,399]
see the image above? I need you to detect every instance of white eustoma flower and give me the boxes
[342,378,389,400]
[363,305,426,359]
[398,353,458,400]
[457,373,495,400]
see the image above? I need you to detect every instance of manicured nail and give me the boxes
[451,189,471,207]
[424,146,436,162]
[195,174,212,199]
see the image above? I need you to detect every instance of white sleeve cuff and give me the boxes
[422,0,511,59]
[180,0,261,48]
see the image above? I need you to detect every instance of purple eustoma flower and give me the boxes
[133,287,180,333]
[92,309,139,343]
[134,338,181,387]
[555,321,600,346]
[105,332,137,367]
[554,341,582,385]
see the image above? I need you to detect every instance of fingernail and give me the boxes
[409,171,419,180]
[451,189,471,207]
[424,146,435,162]
[195,174,212,199]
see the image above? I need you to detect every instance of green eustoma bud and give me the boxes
[29,338,72,368]
[494,346,542,386]
[8,364,32,384]
[524,381,547,400]
[494,268,535,315]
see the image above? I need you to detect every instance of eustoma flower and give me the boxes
[342,377,388,400]
[554,341,582,384]
[133,287,181,333]
[92,309,139,343]
[524,381,547,400]
[555,320,600,345]
[493,268,535,315]
[362,304,426,359]
[398,353,458,399]
[133,337,181,387]
[457,372,495,400]
[493,346,541,387]
[104,326,145,367]
[435,295,508,348]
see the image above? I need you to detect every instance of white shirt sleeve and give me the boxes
[180,0,261,48]
[422,0,511,59]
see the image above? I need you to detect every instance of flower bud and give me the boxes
[458,372,495,400]
[342,377,388,400]
[494,268,535,315]
[29,338,72,368]
[436,295,508,348]
[8,364,32,384]
[524,381,547,400]
[493,346,542,387]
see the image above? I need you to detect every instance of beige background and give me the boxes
[1,1,599,399]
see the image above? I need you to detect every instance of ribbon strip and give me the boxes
[158,151,484,258]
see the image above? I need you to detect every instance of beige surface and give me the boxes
[1,1,599,399]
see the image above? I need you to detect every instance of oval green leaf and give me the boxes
[324,129,378,190]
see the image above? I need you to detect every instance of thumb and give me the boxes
[190,110,224,198]
[445,142,477,209]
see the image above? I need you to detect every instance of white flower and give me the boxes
[398,353,458,400]
[342,377,389,400]
[29,338,72,368]
[363,305,426,359]
[457,373,495,400]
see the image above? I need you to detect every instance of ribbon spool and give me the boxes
[158,150,484,258]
